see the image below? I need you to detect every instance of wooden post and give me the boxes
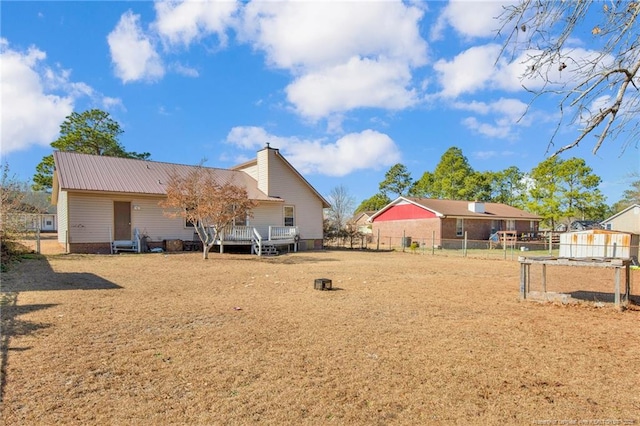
[548,232,552,255]
[625,263,631,305]
[463,231,467,257]
[431,230,435,255]
[519,261,528,300]
[541,264,547,294]
[614,267,621,307]
[376,229,380,251]
[36,228,41,254]
[503,232,507,260]
[402,230,406,253]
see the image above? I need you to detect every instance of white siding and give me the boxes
[67,193,195,243]
[604,206,640,234]
[262,149,324,239]
[68,194,113,243]
[57,190,69,244]
[249,202,284,237]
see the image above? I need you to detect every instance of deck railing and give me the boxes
[222,225,254,241]
[269,226,299,240]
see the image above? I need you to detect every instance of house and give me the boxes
[52,145,330,254]
[352,210,376,235]
[601,204,640,234]
[369,197,542,249]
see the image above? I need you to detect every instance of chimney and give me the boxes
[468,201,485,213]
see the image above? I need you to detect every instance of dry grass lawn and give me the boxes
[1,246,639,425]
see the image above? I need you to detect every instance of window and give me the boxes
[234,215,247,226]
[456,218,463,237]
[529,221,536,231]
[284,205,295,226]
[506,220,516,231]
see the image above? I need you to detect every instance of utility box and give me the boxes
[314,278,332,290]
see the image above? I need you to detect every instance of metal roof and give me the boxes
[53,151,281,202]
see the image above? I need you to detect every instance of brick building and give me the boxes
[369,197,541,249]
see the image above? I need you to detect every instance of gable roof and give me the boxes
[601,204,640,223]
[231,147,330,208]
[52,151,281,204]
[370,197,541,221]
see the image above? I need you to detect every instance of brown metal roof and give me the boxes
[53,151,281,202]
[375,197,541,220]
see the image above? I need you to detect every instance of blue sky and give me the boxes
[1,0,638,207]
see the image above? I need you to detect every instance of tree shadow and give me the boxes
[0,255,122,401]
[0,293,56,402]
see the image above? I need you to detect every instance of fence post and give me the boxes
[36,228,41,254]
[548,232,552,255]
[431,230,435,255]
[503,232,507,260]
[402,230,406,252]
[377,229,380,251]
[463,231,468,257]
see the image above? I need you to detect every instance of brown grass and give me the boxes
[1,248,639,425]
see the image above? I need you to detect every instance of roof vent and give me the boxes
[468,201,485,213]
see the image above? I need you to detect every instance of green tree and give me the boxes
[499,1,640,155]
[527,157,563,229]
[409,171,434,197]
[488,166,527,207]
[557,158,605,220]
[355,193,391,213]
[33,109,150,191]
[611,176,640,213]
[429,147,475,200]
[527,157,606,229]
[379,163,412,198]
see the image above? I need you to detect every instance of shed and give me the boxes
[559,230,639,260]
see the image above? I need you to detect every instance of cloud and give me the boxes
[237,1,427,119]
[153,0,238,47]
[226,126,401,177]
[434,44,503,98]
[0,39,117,155]
[239,1,426,70]
[108,10,164,83]
[286,57,418,119]
[431,0,515,40]
[454,97,530,139]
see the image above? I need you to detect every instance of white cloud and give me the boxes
[286,57,418,119]
[239,1,426,70]
[238,1,427,119]
[0,39,110,155]
[434,44,503,98]
[432,0,515,40]
[454,97,530,139]
[108,10,164,83]
[171,62,199,77]
[153,0,238,47]
[226,126,401,177]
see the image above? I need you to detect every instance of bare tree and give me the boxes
[326,185,356,236]
[1,163,27,237]
[499,1,640,155]
[160,166,257,260]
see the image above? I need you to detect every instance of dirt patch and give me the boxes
[1,251,638,424]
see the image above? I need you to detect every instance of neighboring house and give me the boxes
[369,197,542,248]
[52,145,330,254]
[353,210,376,234]
[601,204,640,234]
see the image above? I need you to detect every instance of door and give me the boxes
[114,201,131,240]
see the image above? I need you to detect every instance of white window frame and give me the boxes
[456,218,463,237]
[506,220,516,231]
[284,205,295,227]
